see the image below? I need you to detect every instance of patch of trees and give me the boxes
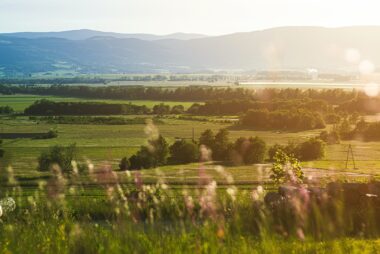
[24,99,150,115]
[337,97,380,114]
[347,120,380,141]
[38,144,77,172]
[0,106,14,114]
[268,138,325,161]
[33,116,163,125]
[124,129,267,170]
[188,98,331,115]
[319,130,340,144]
[241,109,326,131]
[128,135,170,170]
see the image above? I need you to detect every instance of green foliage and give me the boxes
[153,103,170,115]
[213,129,231,160]
[129,135,169,170]
[34,129,58,140]
[268,138,325,162]
[270,151,304,185]
[241,109,326,131]
[119,157,130,171]
[319,130,340,145]
[0,105,14,114]
[199,129,215,148]
[170,105,185,114]
[233,136,266,165]
[169,139,199,164]
[38,144,77,172]
[297,138,325,161]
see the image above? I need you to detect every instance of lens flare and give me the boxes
[363,83,379,97]
[345,48,361,63]
[359,60,375,75]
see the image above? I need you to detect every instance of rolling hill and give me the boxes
[1,27,380,75]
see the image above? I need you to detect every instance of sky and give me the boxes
[1,0,380,35]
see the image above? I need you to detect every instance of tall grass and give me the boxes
[0,160,380,253]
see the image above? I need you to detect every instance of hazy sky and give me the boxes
[1,0,380,34]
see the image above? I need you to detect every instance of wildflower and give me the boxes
[226,187,237,201]
[0,205,2,217]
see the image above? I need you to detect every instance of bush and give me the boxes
[233,136,266,165]
[38,144,77,172]
[241,109,325,131]
[319,130,340,144]
[297,138,325,161]
[268,138,325,162]
[129,135,169,170]
[270,151,304,185]
[35,130,58,139]
[171,105,185,114]
[0,106,14,114]
[119,157,130,171]
[169,139,199,164]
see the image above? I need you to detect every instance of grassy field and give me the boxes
[2,93,380,252]
[0,94,197,112]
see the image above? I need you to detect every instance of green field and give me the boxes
[2,93,380,253]
[0,94,197,112]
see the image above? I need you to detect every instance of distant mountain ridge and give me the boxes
[0,29,208,41]
[1,26,380,75]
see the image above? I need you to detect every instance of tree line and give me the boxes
[240,109,326,131]
[0,84,365,104]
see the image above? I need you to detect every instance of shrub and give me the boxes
[270,151,304,185]
[319,130,340,144]
[297,138,325,161]
[233,136,266,165]
[171,105,185,114]
[129,135,169,170]
[169,139,199,164]
[0,106,14,114]
[38,144,77,172]
[119,157,130,171]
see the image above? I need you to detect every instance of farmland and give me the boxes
[1,87,380,253]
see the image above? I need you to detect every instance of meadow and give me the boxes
[1,91,380,253]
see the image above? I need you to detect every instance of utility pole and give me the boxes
[345,144,357,169]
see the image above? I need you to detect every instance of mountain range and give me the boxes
[1,27,380,75]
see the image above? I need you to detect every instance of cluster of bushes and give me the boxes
[344,120,380,141]
[24,100,188,116]
[188,99,331,115]
[319,130,340,144]
[268,138,325,161]
[0,106,14,114]
[152,104,185,115]
[32,116,163,125]
[25,100,151,116]
[241,109,326,131]
[122,131,326,170]
[34,130,58,140]
[338,97,380,115]
[38,144,77,172]
[120,129,267,170]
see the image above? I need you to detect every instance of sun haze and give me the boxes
[0,0,379,34]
